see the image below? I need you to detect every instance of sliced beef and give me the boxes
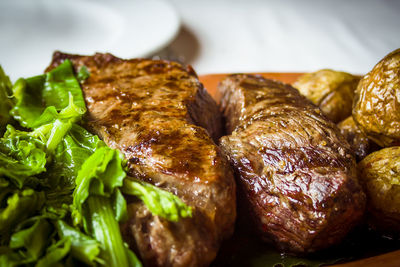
[337,116,379,161]
[219,74,365,253]
[47,52,236,267]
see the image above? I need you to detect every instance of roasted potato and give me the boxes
[293,69,359,123]
[353,48,400,147]
[338,116,377,161]
[358,146,400,235]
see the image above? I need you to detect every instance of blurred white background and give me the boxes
[167,0,400,75]
[0,0,180,81]
[1,0,399,80]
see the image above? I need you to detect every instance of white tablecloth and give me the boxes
[166,0,400,75]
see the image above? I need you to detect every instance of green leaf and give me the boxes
[10,76,46,128]
[122,178,193,222]
[31,93,85,129]
[0,246,23,267]
[50,91,85,123]
[72,146,141,267]
[9,218,52,263]
[0,65,13,132]
[86,196,135,267]
[44,60,86,110]
[77,66,90,82]
[0,125,47,188]
[42,189,73,220]
[112,189,128,223]
[54,220,101,266]
[0,189,45,238]
[36,237,71,267]
[45,124,104,188]
[72,146,126,229]
[10,60,86,128]
[125,244,142,267]
[0,177,9,188]
[30,94,86,153]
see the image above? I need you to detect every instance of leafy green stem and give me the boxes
[87,196,130,267]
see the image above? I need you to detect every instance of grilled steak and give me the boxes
[337,116,378,161]
[219,74,365,253]
[47,52,236,267]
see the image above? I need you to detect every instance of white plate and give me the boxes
[0,0,180,81]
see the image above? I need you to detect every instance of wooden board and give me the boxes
[199,73,400,267]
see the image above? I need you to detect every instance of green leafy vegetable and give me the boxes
[0,189,45,238]
[9,218,52,263]
[86,197,135,267]
[112,188,128,223]
[25,93,86,155]
[122,178,193,222]
[0,60,191,267]
[0,125,47,188]
[0,61,96,266]
[72,146,126,228]
[0,65,12,131]
[44,60,86,110]
[46,124,104,188]
[10,76,45,128]
[72,147,141,267]
[10,60,86,128]
[54,220,101,266]
[36,237,71,267]
[77,66,90,82]
[0,247,21,267]
[0,177,9,188]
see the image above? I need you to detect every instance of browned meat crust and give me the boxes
[337,116,378,162]
[47,52,236,267]
[219,74,365,253]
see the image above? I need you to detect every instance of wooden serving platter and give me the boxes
[199,73,400,267]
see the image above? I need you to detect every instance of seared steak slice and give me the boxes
[337,116,378,161]
[47,52,236,267]
[219,74,365,253]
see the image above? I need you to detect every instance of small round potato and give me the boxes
[358,146,400,235]
[353,48,400,147]
[293,69,359,123]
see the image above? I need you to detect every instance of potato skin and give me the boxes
[358,146,400,235]
[337,116,377,161]
[293,69,359,123]
[353,48,400,147]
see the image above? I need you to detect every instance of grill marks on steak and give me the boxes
[219,74,365,253]
[47,52,236,267]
